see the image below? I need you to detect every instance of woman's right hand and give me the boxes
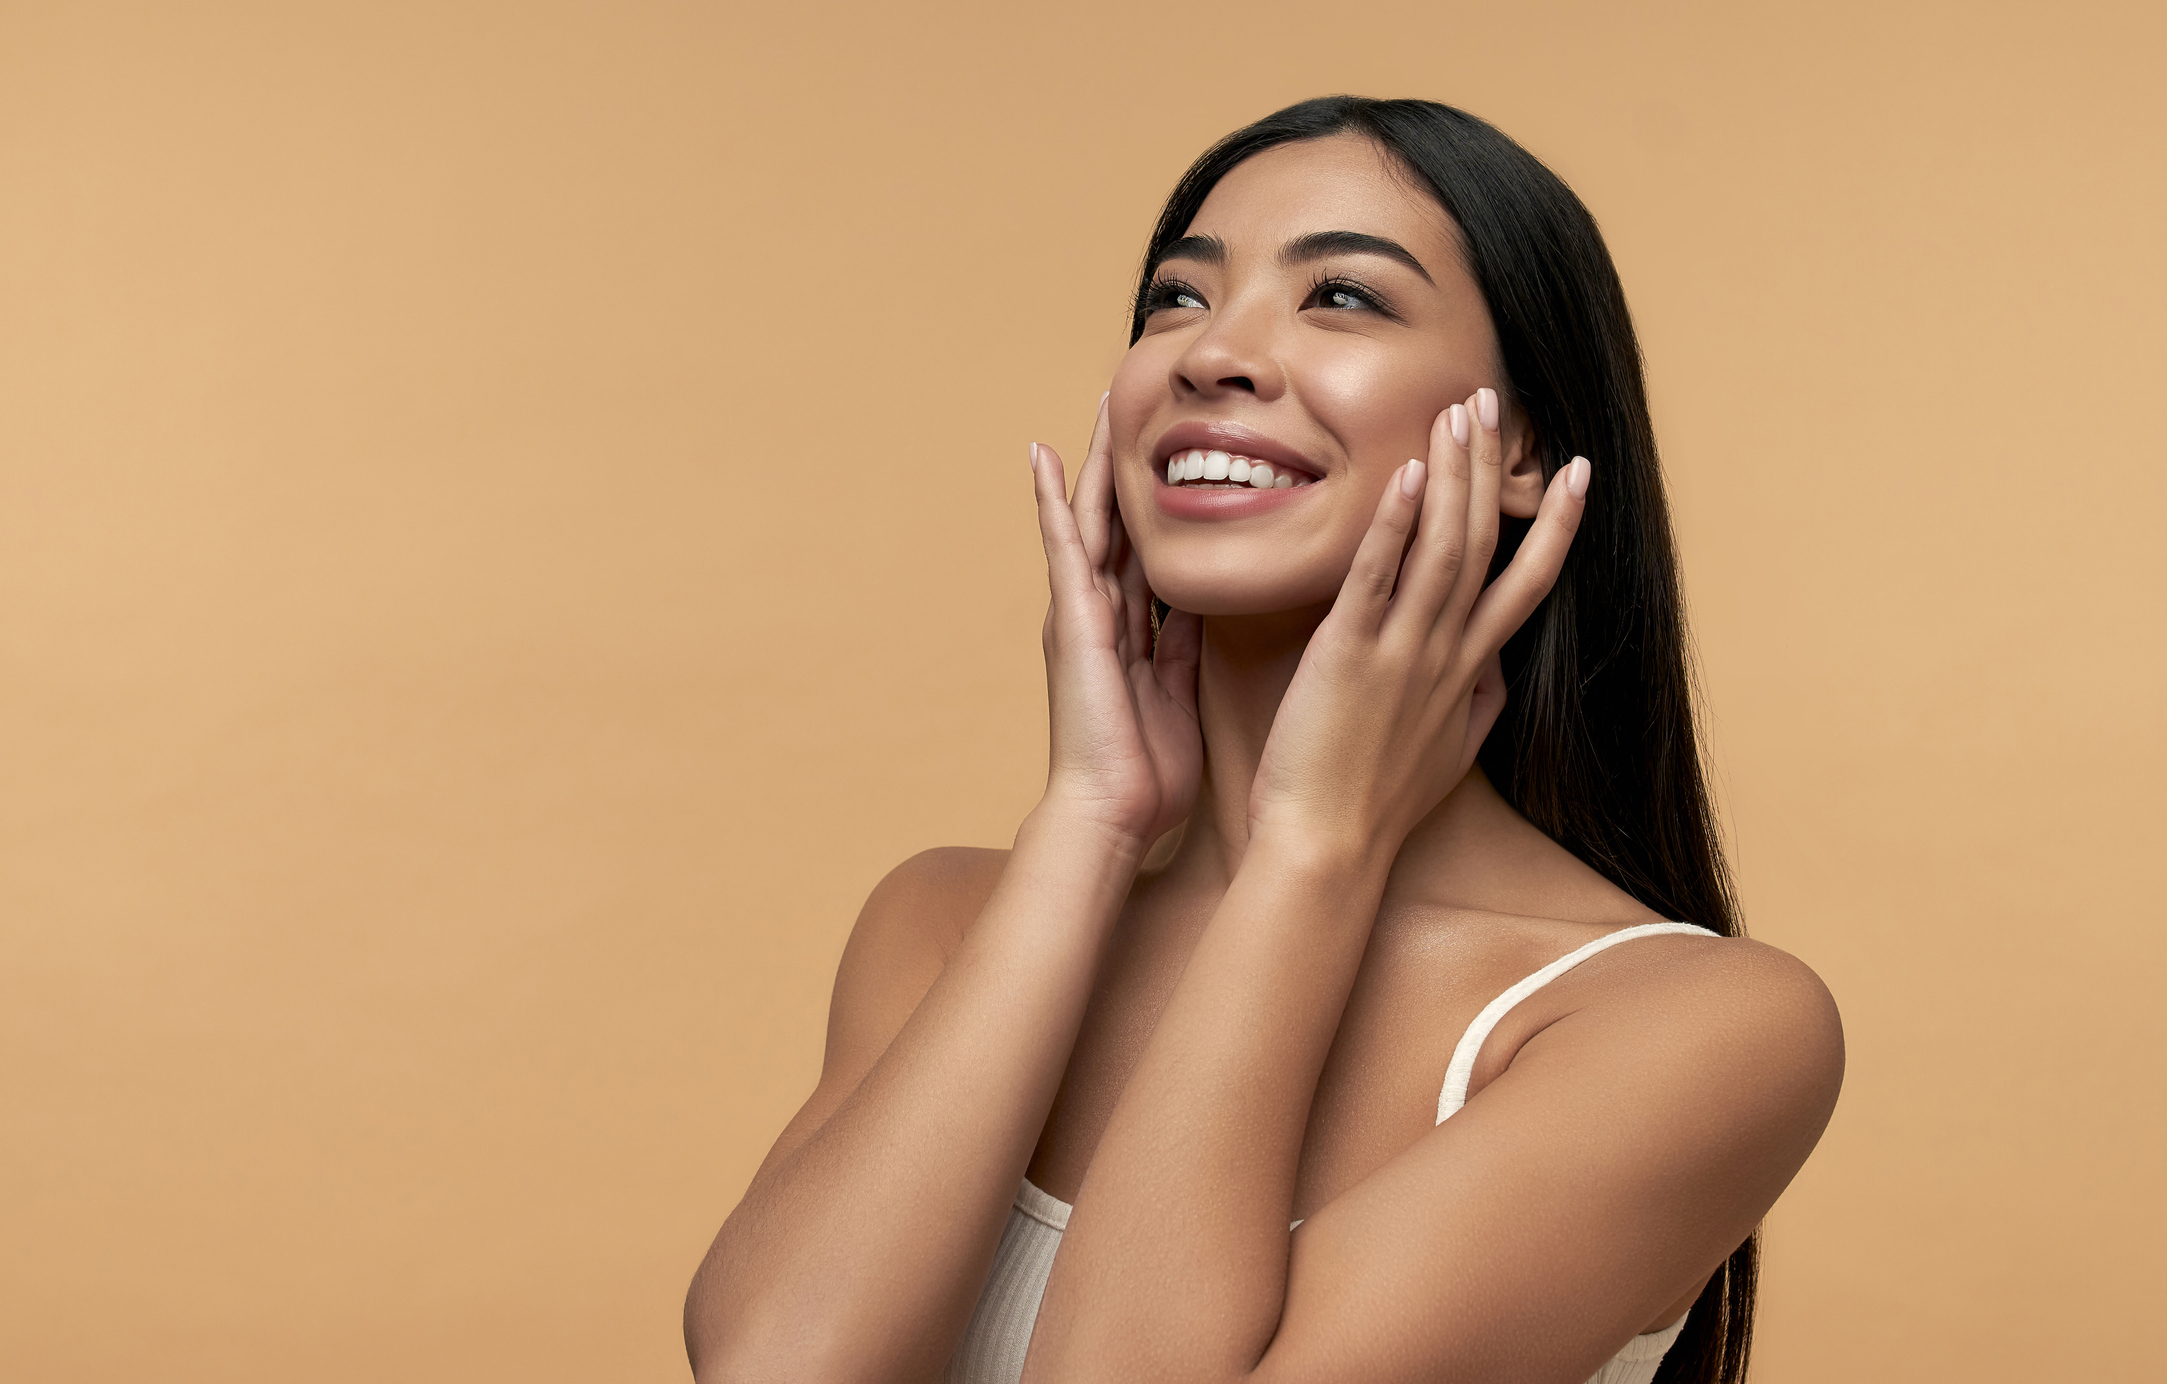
[1030,396,1203,852]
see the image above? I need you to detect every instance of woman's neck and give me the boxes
[1187,606,1326,870]
[1160,609,1541,911]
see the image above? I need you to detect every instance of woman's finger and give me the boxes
[1453,387,1505,619]
[1333,458,1428,632]
[1031,442,1099,613]
[1384,401,1472,627]
[1110,509,1155,662]
[1465,456,1590,654]
[1071,393,1117,571]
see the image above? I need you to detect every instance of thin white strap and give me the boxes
[1435,922,1719,1125]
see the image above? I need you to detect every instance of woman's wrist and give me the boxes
[1241,818,1398,897]
[1022,784,1161,862]
[1019,794,1153,873]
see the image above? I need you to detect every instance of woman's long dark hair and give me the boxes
[1133,97,1754,1384]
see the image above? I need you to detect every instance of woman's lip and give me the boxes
[1153,475,1318,521]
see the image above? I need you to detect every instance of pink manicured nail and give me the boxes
[1448,404,1469,448]
[1476,388,1500,431]
[1400,460,1426,498]
[1566,456,1590,499]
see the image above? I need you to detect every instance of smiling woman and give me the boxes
[682,96,1842,1384]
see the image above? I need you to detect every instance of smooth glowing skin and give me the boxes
[1111,136,1545,621]
[685,135,1842,1384]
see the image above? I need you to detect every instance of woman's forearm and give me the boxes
[687,803,1144,1384]
[1025,834,1390,1383]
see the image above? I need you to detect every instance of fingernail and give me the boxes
[1400,459,1426,499]
[1027,442,1041,473]
[1566,456,1590,499]
[1448,403,1469,448]
[1100,391,1110,409]
[1476,388,1500,432]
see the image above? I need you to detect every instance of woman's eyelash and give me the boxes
[1143,278,1207,312]
[1143,274,1397,318]
[1308,274,1396,317]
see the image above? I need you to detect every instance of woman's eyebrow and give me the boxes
[1153,230,1434,285]
[1281,230,1435,284]
[1156,234,1228,267]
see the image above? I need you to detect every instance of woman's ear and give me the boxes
[1499,407,1545,518]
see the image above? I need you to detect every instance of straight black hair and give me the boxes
[1133,96,1754,1384]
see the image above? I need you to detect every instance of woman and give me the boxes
[684,96,1842,1384]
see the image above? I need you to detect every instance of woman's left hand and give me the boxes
[1247,388,1590,864]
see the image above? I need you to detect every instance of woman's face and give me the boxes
[1110,134,1542,618]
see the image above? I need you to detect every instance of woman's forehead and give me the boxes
[1183,136,1459,266]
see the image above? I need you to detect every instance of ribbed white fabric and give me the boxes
[945,922,1720,1384]
[944,1179,1070,1384]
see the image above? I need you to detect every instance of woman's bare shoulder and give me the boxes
[758,848,1013,1173]
[821,848,1010,1068]
[1542,931,1846,1137]
[1603,933,1839,1046]
[851,846,1011,958]
[835,846,1009,1003]
[1441,917,1843,1153]
[1670,935,1844,1076]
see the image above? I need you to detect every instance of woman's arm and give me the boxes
[685,400,1205,1384]
[1025,396,1842,1382]
[684,811,1142,1384]
[1033,894,1839,1384]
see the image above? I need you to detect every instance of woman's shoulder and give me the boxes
[1474,920,1844,1136]
[849,845,1010,963]
[808,847,1012,1099]
[1623,930,1845,1081]
[1382,886,1841,1125]
[1566,931,1846,1214]
[1566,924,1840,1053]
[1389,795,1840,1087]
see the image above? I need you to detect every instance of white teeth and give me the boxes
[1163,448,1318,489]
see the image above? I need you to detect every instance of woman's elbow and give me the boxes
[684,1275,890,1384]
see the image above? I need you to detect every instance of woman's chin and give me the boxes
[1147,578,1340,621]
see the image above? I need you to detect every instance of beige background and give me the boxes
[3,1,2161,1379]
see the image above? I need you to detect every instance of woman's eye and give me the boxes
[1317,282,1377,311]
[1147,282,1206,312]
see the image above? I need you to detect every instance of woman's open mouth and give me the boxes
[1162,449,1320,490]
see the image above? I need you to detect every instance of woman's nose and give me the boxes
[1169,303,1286,402]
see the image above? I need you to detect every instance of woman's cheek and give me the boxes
[1107,342,1167,453]
[1289,340,1379,418]
[1297,347,1449,470]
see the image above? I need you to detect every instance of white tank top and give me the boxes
[945,921,1718,1384]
